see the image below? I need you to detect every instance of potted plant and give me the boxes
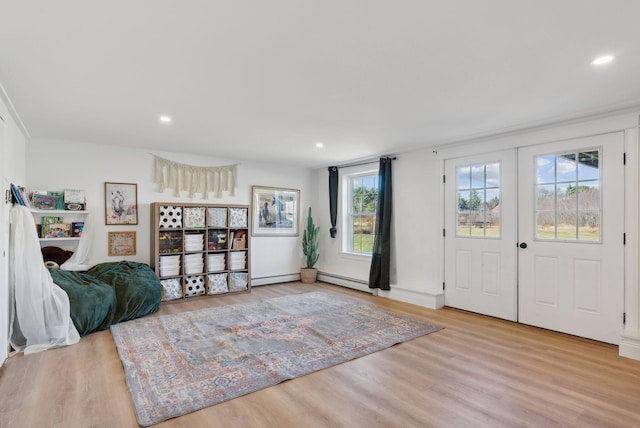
[301,207,319,283]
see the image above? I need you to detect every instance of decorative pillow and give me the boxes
[160,278,182,301]
[228,272,248,292]
[207,273,228,295]
[207,207,227,227]
[229,208,248,228]
[159,206,182,228]
[184,207,206,229]
[184,275,205,297]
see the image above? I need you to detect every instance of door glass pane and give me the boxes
[578,212,600,241]
[471,165,484,189]
[457,213,470,236]
[578,151,599,180]
[557,182,577,240]
[536,184,555,210]
[485,188,500,237]
[457,190,471,236]
[534,149,601,242]
[456,162,501,239]
[556,154,577,183]
[457,167,471,190]
[536,211,556,239]
[577,182,599,210]
[536,155,555,184]
[470,213,486,237]
[485,162,500,188]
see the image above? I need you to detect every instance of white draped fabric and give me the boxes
[153,155,237,199]
[61,212,94,271]
[9,205,80,354]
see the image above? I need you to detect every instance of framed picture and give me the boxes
[105,182,138,225]
[251,186,300,236]
[108,231,137,256]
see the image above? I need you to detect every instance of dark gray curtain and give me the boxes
[369,157,392,290]
[328,166,338,238]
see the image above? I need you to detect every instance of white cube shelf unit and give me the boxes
[150,202,251,301]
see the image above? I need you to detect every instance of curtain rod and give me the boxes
[334,156,397,169]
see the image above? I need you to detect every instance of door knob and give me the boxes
[519,242,527,249]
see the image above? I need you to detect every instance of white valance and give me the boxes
[153,155,237,199]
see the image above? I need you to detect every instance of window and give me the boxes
[535,149,600,242]
[456,162,501,238]
[345,172,379,254]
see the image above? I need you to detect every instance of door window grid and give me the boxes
[456,162,501,239]
[534,149,601,242]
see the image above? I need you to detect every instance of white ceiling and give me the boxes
[1,1,640,168]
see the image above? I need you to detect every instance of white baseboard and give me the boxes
[317,272,444,308]
[317,272,372,293]
[378,287,445,310]
[251,273,300,286]
[620,330,640,360]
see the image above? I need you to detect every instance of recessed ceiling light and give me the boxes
[315,142,324,148]
[591,55,614,66]
[159,115,172,123]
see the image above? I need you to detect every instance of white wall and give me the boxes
[0,93,27,365]
[26,139,312,284]
[313,154,443,308]
[314,150,444,306]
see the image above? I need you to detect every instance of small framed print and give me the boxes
[105,182,138,225]
[108,231,137,256]
[251,186,299,236]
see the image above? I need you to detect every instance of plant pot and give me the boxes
[300,267,318,284]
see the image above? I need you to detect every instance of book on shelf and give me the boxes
[10,183,30,208]
[49,191,65,210]
[71,222,84,237]
[42,223,70,238]
[64,189,86,210]
[40,216,64,238]
[32,193,59,210]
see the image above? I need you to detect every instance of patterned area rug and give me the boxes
[110,291,442,426]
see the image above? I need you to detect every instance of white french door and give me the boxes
[444,150,518,321]
[518,132,625,344]
[444,132,625,344]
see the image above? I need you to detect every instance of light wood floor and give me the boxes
[0,282,639,428]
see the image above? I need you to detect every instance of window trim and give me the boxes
[341,167,379,255]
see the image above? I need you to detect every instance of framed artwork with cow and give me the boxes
[105,182,138,225]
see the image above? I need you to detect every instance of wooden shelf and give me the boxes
[151,202,251,302]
